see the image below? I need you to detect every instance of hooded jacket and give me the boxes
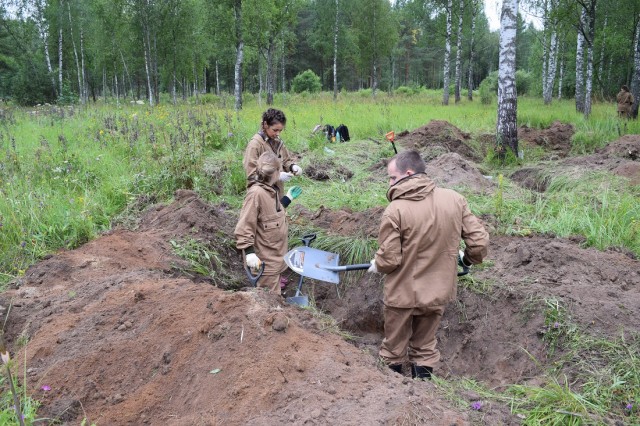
[243,132,296,194]
[617,90,634,113]
[375,173,488,308]
[234,180,288,275]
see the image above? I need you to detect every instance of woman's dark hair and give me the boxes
[393,150,426,174]
[262,108,286,126]
[622,85,629,92]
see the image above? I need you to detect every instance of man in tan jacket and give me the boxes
[368,150,488,379]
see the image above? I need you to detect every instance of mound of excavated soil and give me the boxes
[425,153,495,194]
[518,121,574,158]
[291,205,384,238]
[1,192,481,425]
[396,120,480,162]
[511,135,640,191]
[316,234,640,389]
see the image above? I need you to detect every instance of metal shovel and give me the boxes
[283,245,370,285]
[285,234,316,307]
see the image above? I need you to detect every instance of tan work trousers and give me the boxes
[380,304,445,367]
[257,274,281,293]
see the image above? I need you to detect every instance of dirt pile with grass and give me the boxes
[396,120,480,161]
[2,120,639,425]
[1,191,478,425]
[518,121,574,158]
[511,134,640,190]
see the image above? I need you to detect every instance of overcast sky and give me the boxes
[484,0,543,31]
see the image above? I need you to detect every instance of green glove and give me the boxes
[287,186,302,200]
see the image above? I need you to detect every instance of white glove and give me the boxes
[279,172,293,182]
[458,250,472,268]
[246,253,262,270]
[291,165,303,176]
[367,259,378,273]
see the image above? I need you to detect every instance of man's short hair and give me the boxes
[393,150,426,174]
[622,85,629,92]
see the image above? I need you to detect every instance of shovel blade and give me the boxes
[286,295,309,307]
[284,246,340,284]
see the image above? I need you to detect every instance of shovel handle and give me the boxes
[457,265,469,277]
[317,263,371,272]
[301,233,316,247]
[244,262,265,287]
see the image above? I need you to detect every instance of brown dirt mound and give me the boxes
[291,205,384,238]
[597,134,640,160]
[511,134,640,192]
[1,192,482,425]
[518,121,574,157]
[317,234,640,388]
[305,159,354,182]
[396,120,480,162]
[425,153,495,194]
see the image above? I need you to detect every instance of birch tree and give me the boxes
[542,1,558,105]
[233,0,243,110]
[497,0,518,157]
[467,0,478,101]
[442,0,452,105]
[333,0,339,101]
[579,0,597,118]
[454,0,464,103]
[575,8,586,113]
[631,17,640,119]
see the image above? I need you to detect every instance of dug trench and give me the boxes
[2,126,640,424]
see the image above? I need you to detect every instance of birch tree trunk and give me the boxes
[215,60,220,96]
[233,0,243,111]
[80,24,87,103]
[454,0,464,103]
[496,0,518,157]
[143,29,154,106]
[631,18,640,119]
[597,14,607,96]
[333,0,339,101]
[58,26,63,96]
[467,0,477,101]
[583,1,596,118]
[541,0,548,100]
[575,8,586,113]
[66,0,83,104]
[442,0,452,105]
[557,41,564,99]
[266,37,275,105]
[544,31,558,105]
[34,0,57,97]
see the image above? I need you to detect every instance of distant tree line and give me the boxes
[0,0,638,113]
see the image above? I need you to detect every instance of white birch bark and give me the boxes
[215,60,220,96]
[333,0,339,101]
[58,26,63,95]
[496,0,518,156]
[541,0,548,99]
[557,41,564,99]
[544,31,558,104]
[442,0,452,105]
[630,18,640,119]
[454,0,464,103]
[34,0,56,96]
[266,38,275,105]
[583,1,596,118]
[575,8,586,112]
[597,14,607,94]
[143,29,154,106]
[80,24,87,103]
[467,0,477,101]
[233,0,243,111]
[66,0,83,103]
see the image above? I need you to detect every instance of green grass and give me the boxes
[1,91,639,423]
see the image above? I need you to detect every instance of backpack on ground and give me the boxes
[336,124,350,142]
[324,124,335,141]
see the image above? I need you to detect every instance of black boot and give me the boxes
[411,364,433,380]
[388,363,403,374]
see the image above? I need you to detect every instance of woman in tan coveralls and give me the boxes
[235,152,301,293]
[243,108,303,195]
[368,150,489,379]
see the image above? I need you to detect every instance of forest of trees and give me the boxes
[0,0,638,114]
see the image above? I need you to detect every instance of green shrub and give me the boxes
[291,70,322,94]
[516,70,533,95]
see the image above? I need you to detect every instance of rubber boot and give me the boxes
[388,364,403,375]
[411,364,433,380]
